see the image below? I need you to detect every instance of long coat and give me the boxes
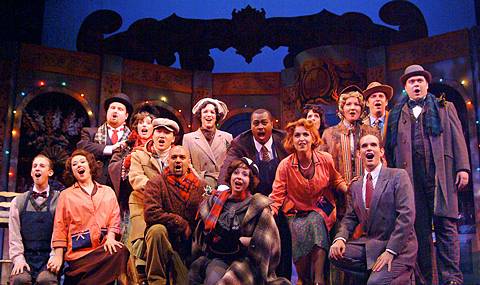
[128,141,163,241]
[182,129,232,187]
[335,166,418,269]
[386,101,470,218]
[217,129,288,185]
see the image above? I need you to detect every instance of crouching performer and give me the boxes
[329,135,417,284]
[50,149,129,285]
[189,158,290,285]
[9,154,60,285]
[143,145,206,285]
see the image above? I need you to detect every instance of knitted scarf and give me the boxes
[386,93,443,164]
[203,190,232,233]
[94,122,131,145]
[164,167,201,201]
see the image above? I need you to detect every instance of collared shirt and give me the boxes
[412,106,423,119]
[369,115,385,130]
[253,136,273,159]
[362,163,382,208]
[153,146,171,171]
[9,185,57,265]
[103,124,126,155]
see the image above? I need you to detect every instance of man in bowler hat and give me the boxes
[385,64,470,285]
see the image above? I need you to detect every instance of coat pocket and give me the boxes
[71,230,92,251]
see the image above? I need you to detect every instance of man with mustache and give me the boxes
[128,118,179,282]
[362,82,393,140]
[218,108,292,279]
[143,145,206,285]
[385,64,470,285]
[9,154,60,285]
[330,134,417,284]
[77,93,133,184]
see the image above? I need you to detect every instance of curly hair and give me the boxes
[63,149,101,185]
[337,91,366,120]
[131,111,156,132]
[283,118,322,154]
[225,160,260,194]
[194,101,222,125]
[302,104,327,135]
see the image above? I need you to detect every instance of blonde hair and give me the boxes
[337,91,365,120]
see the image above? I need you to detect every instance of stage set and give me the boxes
[0,1,479,284]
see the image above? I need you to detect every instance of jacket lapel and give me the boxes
[352,180,368,225]
[366,166,389,232]
[209,131,226,166]
[150,156,163,173]
[192,129,217,165]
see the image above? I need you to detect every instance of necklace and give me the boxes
[299,159,313,170]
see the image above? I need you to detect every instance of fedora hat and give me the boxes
[400,64,432,86]
[363,82,393,100]
[104,93,133,115]
[192,98,229,121]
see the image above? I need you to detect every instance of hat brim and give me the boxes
[104,97,133,115]
[363,85,393,100]
[339,85,363,95]
[400,70,432,86]
[153,125,178,134]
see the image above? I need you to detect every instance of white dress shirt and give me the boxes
[253,136,273,160]
[412,106,423,119]
[103,125,126,155]
[362,163,382,208]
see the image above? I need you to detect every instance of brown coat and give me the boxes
[128,141,163,241]
[335,166,417,269]
[386,102,470,218]
[182,129,233,187]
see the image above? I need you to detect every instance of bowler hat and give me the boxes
[104,93,133,115]
[339,85,363,95]
[400,65,432,86]
[363,82,393,100]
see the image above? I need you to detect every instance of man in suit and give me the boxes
[77,93,133,184]
[362,82,393,140]
[217,108,291,279]
[329,134,417,284]
[385,64,470,285]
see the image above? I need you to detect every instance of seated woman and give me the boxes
[49,149,129,285]
[189,158,290,285]
[269,118,347,285]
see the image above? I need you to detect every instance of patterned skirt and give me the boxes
[287,210,330,262]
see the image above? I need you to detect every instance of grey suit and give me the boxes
[331,166,417,284]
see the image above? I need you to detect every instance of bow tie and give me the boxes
[407,99,425,109]
[31,191,48,199]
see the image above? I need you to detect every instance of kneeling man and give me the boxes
[143,145,206,285]
[329,135,417,284]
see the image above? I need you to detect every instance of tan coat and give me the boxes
[182,129,232,187]
[128,141,163,241]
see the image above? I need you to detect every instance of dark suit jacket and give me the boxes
[217,129,288,185]
[386,100,470,218]
[335,166,417,269]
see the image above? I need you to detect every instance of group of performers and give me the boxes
[7,64,470,285]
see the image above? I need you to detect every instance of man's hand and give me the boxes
[456,171,469,191]
[239,237,251,247]
[46,255,63,274]
[103,236,123,255]
[329,239,346,260]
[184,225,192,240]
[11,260,30,275]
[372,251,394,272]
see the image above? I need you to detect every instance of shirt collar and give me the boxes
[364,162,382,181]
[107,124,125,131]
[32,185,50,197]
[253,136,273,153]
[369,115,385,125]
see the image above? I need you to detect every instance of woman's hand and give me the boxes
[11,260,30,275]
[103,236,123,255]
[46,254,63,274]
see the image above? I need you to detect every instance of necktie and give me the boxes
[260,145,271,162]
[365,173,373,209]
[111,129,119,144]
[32,191,48,200]
[373,119,381,129]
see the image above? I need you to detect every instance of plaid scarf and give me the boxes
[203,190,232,233]
[386,93,443,164]
[164,167,201,201]
[94,122,131,145]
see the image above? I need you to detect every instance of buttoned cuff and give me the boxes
[386,248,398,256]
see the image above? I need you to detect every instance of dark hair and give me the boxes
[194,101,222,125]
[283,118,322,154]
[33,154,53,170]
[131,111,156,132]
[63,149,101,185]
[225,160,260,193]
[251,109,273,121]
[302,104,327,134]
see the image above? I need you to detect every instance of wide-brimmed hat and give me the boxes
[152,118,180,134]
[104,93,133,115]
[363,82,393,100]
[339,85,363,95]
[192,98,229,121]
[400,64,432,86]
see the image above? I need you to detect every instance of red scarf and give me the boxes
[164,167,200,201]
[203,190,250,233]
